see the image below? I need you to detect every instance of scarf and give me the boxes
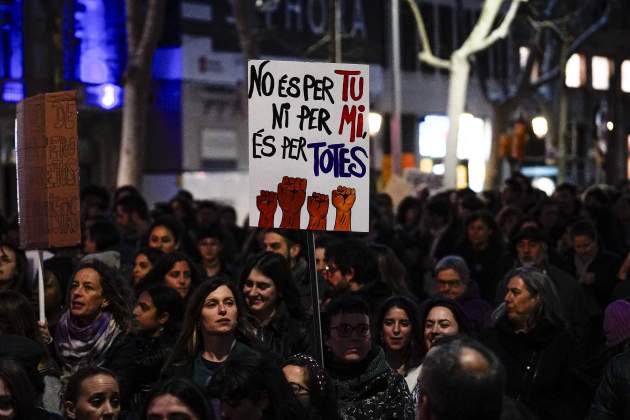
[54,311,121,374]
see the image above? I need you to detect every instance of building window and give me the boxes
[621,60,630,93]
[565,53,585,88]
[591,56,612,90]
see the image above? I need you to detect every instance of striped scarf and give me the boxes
[54,311,121,375]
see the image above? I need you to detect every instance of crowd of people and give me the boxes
[1,174,630,419]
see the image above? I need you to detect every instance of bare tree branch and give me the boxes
[403,0,451,69]
[467,0,527,54]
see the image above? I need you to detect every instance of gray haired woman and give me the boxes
[480,267,578,420]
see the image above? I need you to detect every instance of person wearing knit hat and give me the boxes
[603,299,630,348]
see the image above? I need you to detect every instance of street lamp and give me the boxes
[532,116,548,139]
[369,112,383,136]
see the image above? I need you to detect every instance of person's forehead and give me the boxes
[436,268,461,280]
[331,312,369,324]
[206,285,234,300]
[517,238,542,246]
[264,232,287,246]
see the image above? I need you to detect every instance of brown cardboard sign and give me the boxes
[16,91,81,249]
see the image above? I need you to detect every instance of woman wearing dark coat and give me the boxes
[240,252,311,358]
[162,278,258,387]
[128,285,184,410]
[481,267,580,420]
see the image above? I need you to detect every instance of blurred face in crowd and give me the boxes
[424,306,459,350]
[132,253,153,285]
[196,206,219,229]
[0,377,15,419]
[242,268,278,321]
[197,237,222,264]
[0,246,17,284]
[69,268,107,323]
[434,268,467,300]
[263,233,290,259]
[504,276,540,330]
[315,247,326,276]
[573,234,598,260]
[65,374,120,420]
[539,204,559,230]
[114,206,130,229]
[467,218,492,250]
[221,397,266,420]
[149,226,178,253]
[164,261,191,299]
[282,365,311,406]
[133,291,167,335]
[326,312,371,363]
[553,190,576,216]
[38,270,64,312]
[323,260,356,292]
[516,239,545,267]
[381,307,412,352]
[200,285,238,336]
[145,393,199,420]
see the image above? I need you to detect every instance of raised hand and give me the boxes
[277,176,307,229]
[332,186,356,231]
[256,190,277,228]
[307,192,329,230]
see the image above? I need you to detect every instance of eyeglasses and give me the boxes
[331,323,370,338]
[435,279,463,289]
[323,264,340,276]
[289,382,310,396]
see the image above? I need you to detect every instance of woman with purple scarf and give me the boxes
[50,259,135,402]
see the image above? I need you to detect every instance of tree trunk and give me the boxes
[444,54,470,189]
[117,74,149,186]
[117,0,166,187]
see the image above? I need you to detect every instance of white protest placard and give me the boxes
[248,60,370,232]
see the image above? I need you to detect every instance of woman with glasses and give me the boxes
[432,256,493,334]
[240,252,311,357]
[375,296,423,394]
[324,295,414,419]
[281,354,340,420]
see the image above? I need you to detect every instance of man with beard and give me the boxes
[322,238,392,318]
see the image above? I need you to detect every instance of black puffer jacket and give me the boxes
[326,346,414,420]
[588,351,630,420]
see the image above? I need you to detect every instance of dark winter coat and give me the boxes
[481,317,579,420]
[454,279,493,335]
[128,332,177,410]
[588,350,630,420]
[162,339,258,387]
[455,242,512,302]
[326,346,414,420]
[567,248,623,310]
[251,305,312,358]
